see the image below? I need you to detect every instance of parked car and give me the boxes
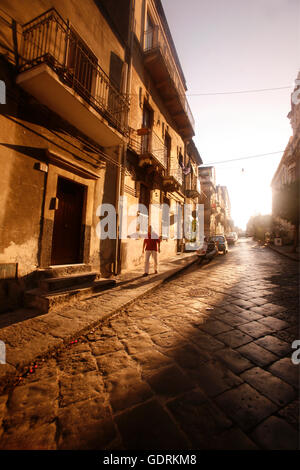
[226,232,238,245]
[196,239,218,264]
[209,235,228,254]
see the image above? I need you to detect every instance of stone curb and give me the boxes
[268,245,300,262]
[0,254,198,392]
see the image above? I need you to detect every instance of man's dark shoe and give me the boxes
[142,273,148,277]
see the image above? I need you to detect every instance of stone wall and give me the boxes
[0,1,128,310]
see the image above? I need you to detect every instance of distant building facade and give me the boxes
[198,166,217,236]
[271,74,300,243]
[198,166,232,237]
[216,185,232,235]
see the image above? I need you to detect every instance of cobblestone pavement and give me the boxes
[0,253,196,384]
[0,239,299,450]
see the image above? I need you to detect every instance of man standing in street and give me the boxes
[142,225,160,276]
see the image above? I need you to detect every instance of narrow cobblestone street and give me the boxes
[0,239,299,450]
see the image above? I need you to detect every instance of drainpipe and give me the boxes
[114,0,135,275]
[113,144,122,275]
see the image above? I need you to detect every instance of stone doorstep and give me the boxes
[0,254,198,391]
[39,272,99,293]
[23,265,101,312]
[37,264,93,278]
[24,279,117,313]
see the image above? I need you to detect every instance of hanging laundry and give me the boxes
[182,159,191,175]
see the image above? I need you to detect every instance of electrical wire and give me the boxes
[127,86,292,97]
[0,9,292,171]
[0,11,293,99]
[186,86,292,96]
[202,150,284,166]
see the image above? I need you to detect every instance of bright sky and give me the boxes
[162,0,300,229]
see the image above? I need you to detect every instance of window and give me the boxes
[162,196,170,239]
[67,29,97,99]
[138,183,150,235]
[288,164,296,183]
[164,133,171,171]
[141,103,153,153]
[109,52,124,92]
[145,14,154,50]
[108,52,124,114]
[280,167,286,186]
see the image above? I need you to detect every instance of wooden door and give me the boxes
[51,177,85,266]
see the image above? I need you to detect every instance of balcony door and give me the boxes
[176,202,184,253]
[67,29,97,102]
[139,183,150,233]
[108,52,124,123]
[141,104,153,154]
[145,14,154,50]
[164,133,171,171]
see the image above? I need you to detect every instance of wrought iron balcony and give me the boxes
[129,128,168,170]
[143,26,194,139]
[163,166,183,191]
[141,130,168,169]
[18,9,129,141]
[185,175,201,199]
[170,167,183,186]
[185,188,200,199]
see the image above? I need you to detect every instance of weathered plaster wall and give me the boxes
[0,0,126,307]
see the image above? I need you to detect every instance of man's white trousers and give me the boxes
[144,250,158,274]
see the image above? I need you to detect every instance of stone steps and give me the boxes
[24,267,115,313]
[36,264,93,278]
[24,278,116,313]
[39,271,98,292]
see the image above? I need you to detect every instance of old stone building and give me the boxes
[0,0,201,312]
[184,140,203,245]
[198,166,232,237]
[271,74,300,244]
[216,185,232,235]
[0,0,130,312]
[121,0,199,269]
[198,166,217,236]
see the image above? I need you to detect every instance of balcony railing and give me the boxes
[128,128,168,169]
[185,173,201,196]
[20,8,129,135]
[169,167,183,186]
[144,26,194,132]
[128,127,142,154]
[141,130,168,169]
